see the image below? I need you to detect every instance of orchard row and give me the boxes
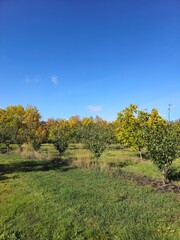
[0,104,179,183]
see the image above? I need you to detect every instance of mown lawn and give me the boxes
[0,150,180,240]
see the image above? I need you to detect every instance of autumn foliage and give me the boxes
[0,104,179,182]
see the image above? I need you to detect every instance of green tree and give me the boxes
[68,115,82,143]
[172,118,180,136]
[146,109,179,184]
[81,123,111,167]
[48,119,70,158]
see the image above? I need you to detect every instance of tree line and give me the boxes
[0,104,179,183]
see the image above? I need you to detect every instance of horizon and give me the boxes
[0,103,178,123]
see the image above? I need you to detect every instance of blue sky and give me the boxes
[0,0,180,121]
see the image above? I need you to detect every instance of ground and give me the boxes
[0,144,180,240]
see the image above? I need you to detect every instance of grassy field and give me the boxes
[0,145,180,240]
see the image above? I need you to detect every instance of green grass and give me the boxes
[22,143,180,182]
[0,152,180,240]
[123,161,162,178]
[100,149,180,182]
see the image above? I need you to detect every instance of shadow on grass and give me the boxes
[0,174,9,181]
[0,157,74,181]
[167,167,180,181]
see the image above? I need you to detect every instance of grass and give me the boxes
[100,149,180,182]
[0,145,180,239]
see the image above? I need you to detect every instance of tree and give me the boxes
[116,104,149,159]
[15,128,26,151]
[146,109,179,184]
[22,106,45,150]
[81,123,111,167]
[68,115,81,143]
[0,105,25,151]
[48,119,70,158]
[81,117,94,127]
[105,121,119,145]
[172,118,180,136]
[7,105,26,150]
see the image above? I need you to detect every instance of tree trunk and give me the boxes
[59,152,62,159]
[162,168,169,185]
[18,144,23,152]
[139,148,143,161]
[139,151,142,161]
[94,158,99,171]
[6,142,10,153]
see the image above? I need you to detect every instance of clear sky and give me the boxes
[0,0,180,121]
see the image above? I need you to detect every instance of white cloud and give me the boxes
[88,105,102,112]
[25,77,40,84]
[51,75,59,85]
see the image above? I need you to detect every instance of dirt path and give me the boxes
[110,168,180,193]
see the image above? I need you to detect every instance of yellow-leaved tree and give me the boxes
[116,104,149,160]
[22,106,46,150]
[0,105,25,151]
